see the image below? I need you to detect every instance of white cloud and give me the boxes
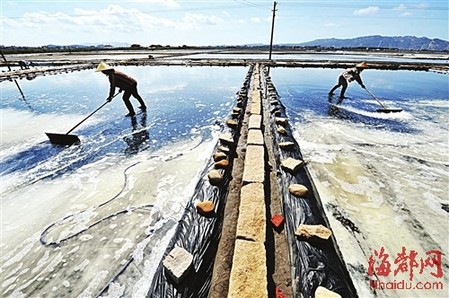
[353,6,380,16]
[325,23,339,27]
[182,13,223,27]
[393,4,413,17]
[393,4,407,11]
[132,0,180,8]
[2,5,224,36]
[414,3,429,9]
[250,17,261,23]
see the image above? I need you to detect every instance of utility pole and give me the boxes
[268,1,277,61]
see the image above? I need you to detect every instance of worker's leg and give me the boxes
[329,75,344,95]
[338,78,348,103]
[131,84,146,110]
[122,91,136,116]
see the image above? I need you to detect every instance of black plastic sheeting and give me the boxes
[145,66,254,298]
[261,66,359,298]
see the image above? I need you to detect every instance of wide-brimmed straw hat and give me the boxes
[95,61,113,72]
[356,62,369,68]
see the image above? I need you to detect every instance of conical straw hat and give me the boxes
[95,61,113,72]
[356,61,368,68]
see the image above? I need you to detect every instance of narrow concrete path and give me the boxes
[209,64,292,297]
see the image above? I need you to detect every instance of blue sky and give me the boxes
[1,0,448,46]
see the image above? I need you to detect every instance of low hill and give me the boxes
[296,35,449,51]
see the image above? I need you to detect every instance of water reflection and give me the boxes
[124,111,150,155]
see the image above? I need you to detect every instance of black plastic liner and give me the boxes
[146,66,254,298]
[261,66,359,298]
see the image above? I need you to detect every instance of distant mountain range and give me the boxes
[294,35,449,51]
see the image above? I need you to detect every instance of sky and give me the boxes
[1,0,448,47]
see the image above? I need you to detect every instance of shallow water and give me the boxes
[1,65,448,297]
[271,68,449,297]
[0,66,246,296]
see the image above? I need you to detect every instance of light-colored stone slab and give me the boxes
[236,183,266,242]
[275,117,288,126]
[217,145,230,154]
[248,115,262,130]
[163,246,193,284]
[213,151,227,162]
[280,157,303,174]
[228,239,268,298]
[279,141,295,150]
[247,129,264,146]
[250,100,261,115]
[295,224,333,240]
[242,145,265,183]
[289,184,308,197]
[226,119,238,128]
[214,159,229,169]
[219,133,234,145]
[208,170,223,186]
[315,286,342,298]
[277,126,287,135]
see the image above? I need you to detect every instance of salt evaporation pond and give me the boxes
[1,65,448,297]
[270,68,448,297]
[0,66,247,296]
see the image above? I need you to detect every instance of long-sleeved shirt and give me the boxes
[108,71,136,97]
[341,67,364,85]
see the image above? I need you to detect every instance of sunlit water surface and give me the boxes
[271,68,449,297]
[1,65,448,297]
[0,66,247,296]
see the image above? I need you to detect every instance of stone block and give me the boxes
[315,286,342,298]
[289,184,308,197]
[213,151,227,162]
[215,159,229,169]
[280,157,303,174]
[295,224,333,240]
[196,200,215,216]
[218,145,230,154]
[208,170,223,186]
[275,117,288,126]
[247,129,264,146]
[236,183,266,242]
[248,115,262,130]
[228,239,268,298]
[219,133,234,145]
[226,119,238,129]
[163,246,193,284]
[250,101,261,115]
[279,141,295,150]
[242,145,265,183]
[277,126,287,135]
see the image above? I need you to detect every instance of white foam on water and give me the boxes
[337,102,413,120]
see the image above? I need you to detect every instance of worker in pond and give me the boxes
[328,62,368,104]
[96,62,147,117]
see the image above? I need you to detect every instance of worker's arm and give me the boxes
[354,74,365,89]
[108,74,116,100]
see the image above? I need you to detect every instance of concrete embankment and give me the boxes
[1,54,448,83]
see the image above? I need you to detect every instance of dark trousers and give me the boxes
[329,75,348,99]
[122,83,146,115]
